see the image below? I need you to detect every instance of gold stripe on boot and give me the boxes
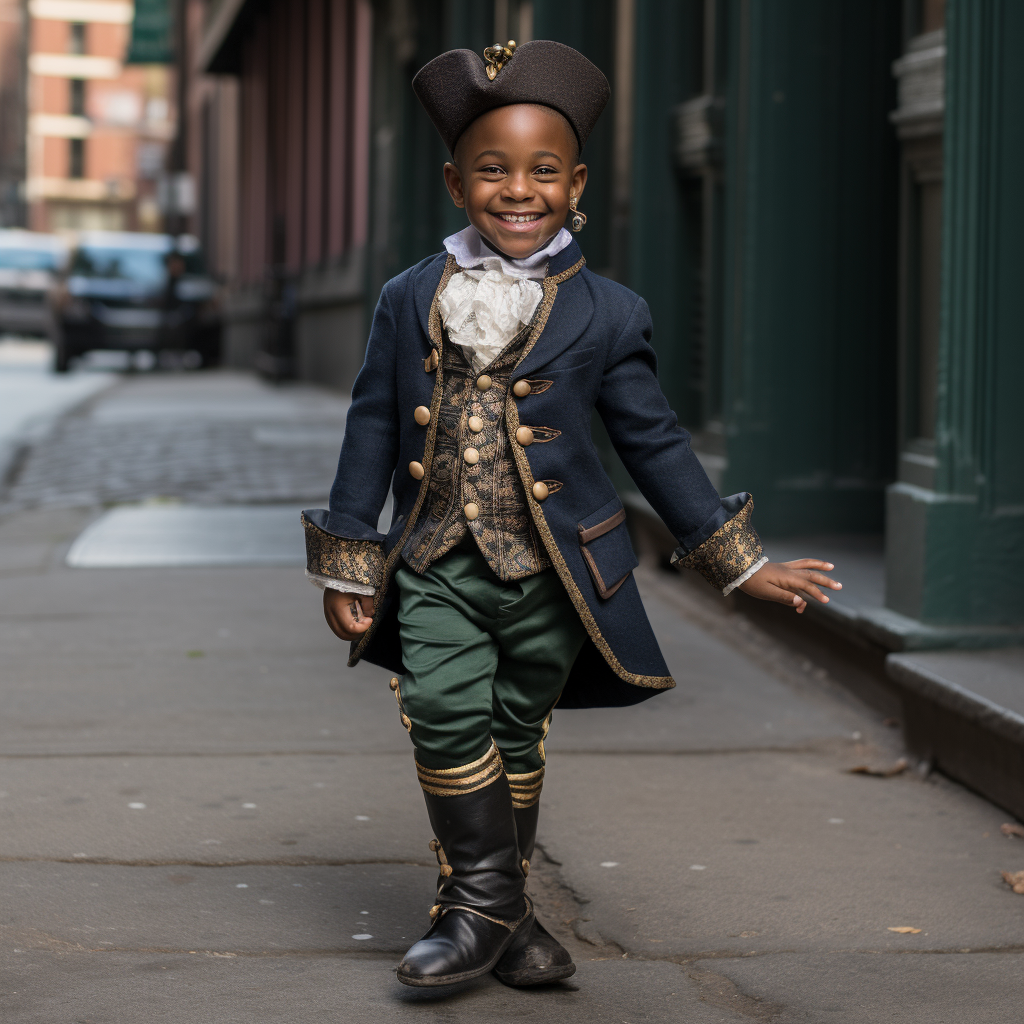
[416,742,504,798]
[506,766,544,809]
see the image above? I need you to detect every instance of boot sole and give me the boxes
[493,961,577,987]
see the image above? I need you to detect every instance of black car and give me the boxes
[51,231,222,372]
[0,230,66,338]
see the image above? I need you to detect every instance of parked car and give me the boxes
[51,231,222,372]
[0,230,66,338]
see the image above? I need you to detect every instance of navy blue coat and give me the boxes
[317,239,749,708]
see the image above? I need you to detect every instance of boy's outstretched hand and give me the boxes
[738,559,841,613]
[323,589,375,641]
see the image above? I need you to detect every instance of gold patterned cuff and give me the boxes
[507,767,544,809]
[301,514,383,589]
[681,497,764,592]
[416,742,504,798]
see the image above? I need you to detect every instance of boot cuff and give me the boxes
[506,767,544,809]
[417,742,504,797]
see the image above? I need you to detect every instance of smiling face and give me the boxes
[443,103,587,260]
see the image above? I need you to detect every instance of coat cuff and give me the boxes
[301,511,384,590]
[671,495,764,592]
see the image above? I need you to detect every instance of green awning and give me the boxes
[125,0,174,65]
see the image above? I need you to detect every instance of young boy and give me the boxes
[303,39,840,989]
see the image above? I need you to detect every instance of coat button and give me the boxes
[464,502,480,520]
[515,426,534,446]
[409,461,425,480]
[468,415,483,433]
[513,380,531,398]
[463,447,480,465]
[414,406,431,425]
[424,350,438,371]
[476,374,492,391]
[532,481,549,501]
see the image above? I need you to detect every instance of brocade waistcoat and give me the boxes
[401,323,551,580]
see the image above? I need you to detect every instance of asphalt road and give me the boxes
[1,370,1022,1022]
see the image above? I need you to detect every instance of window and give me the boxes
[69,22,86,54]
[69,79,85,117]
[69,137,85,179]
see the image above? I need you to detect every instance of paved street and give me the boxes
[2,369,1023,1022]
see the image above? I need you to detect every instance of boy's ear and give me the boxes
[571,163,588,202]
[443,162,465,208]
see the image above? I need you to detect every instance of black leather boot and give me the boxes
[397,746,534,987]
[493,782,577,986]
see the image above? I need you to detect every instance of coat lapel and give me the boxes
[412,253,450,344]
[515,247,594,377]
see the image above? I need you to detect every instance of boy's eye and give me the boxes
[479,165,504,175]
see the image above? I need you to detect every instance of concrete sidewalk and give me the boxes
[2,373,1023,1022]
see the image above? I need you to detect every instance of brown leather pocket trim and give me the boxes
[524,379,553,394]
[527,426,561,443]
[579,545,629,599]
[577,507,626,545]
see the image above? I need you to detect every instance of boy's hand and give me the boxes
[323,589,375,640]
[738,560,841,613]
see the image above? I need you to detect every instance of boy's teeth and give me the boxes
[501,214,540,223]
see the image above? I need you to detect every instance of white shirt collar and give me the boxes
[443,224,573,280]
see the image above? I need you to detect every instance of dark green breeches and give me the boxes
[394,539,587,776]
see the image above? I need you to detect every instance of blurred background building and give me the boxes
[16,0,176,233]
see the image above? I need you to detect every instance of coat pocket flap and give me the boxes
[577,500,638,599]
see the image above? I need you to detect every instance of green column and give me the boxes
[885,0,1024,626]
[718,0,901,535]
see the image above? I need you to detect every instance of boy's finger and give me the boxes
[782,559,835,571]
[804,571,842,589]
[761,581,807,609]
[786,578,829,604]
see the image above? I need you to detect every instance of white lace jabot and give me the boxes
[439,226,573,372]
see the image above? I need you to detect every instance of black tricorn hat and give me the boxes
[412,39,610,156]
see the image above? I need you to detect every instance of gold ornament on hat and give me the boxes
[483,40,516,80]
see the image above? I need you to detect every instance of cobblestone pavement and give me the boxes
[0,370,348,513]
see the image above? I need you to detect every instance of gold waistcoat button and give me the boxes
[513,380,531,398]
[468,415,484,433]
[413,405,431,425]
[532,481,549,501]
[476,374,492,391]
[464,502,480,520]
[516,426,534,446]
[463,447,480,465]
[409,461,425,480]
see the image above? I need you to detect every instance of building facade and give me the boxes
[23,0,174,233]
[184,0,1023,638]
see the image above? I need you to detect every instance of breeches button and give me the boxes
[464,502,480,520]
[516,426,534,446]
[532,481,549,501]
[513,380,531,398]
[476,374,492,391]
[468,415,484,433]
[413,406,431,425]
[463,447,480,465]
[409,461,425,480]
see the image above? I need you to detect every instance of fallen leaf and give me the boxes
[849,758,909,778]
[1000,823,1024,839]
[887,926,922,934]
[1001,870,1024,895]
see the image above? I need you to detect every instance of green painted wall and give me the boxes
[718,0,901,536]
[886,0,1024,626]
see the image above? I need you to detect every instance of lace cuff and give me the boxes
[676,496,764,593]
[301,512,384,591]
[305,570,376,596]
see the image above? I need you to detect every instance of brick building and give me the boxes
[24,0,174,233]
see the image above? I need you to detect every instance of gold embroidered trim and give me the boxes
[681,497,763,591]
[391,677,413,733]
[416,741,505,797]
[349,256,458,667]
[507,767,545,809]
[503,282,675,691]
[429,895,532,931]
[301,516,383,588]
